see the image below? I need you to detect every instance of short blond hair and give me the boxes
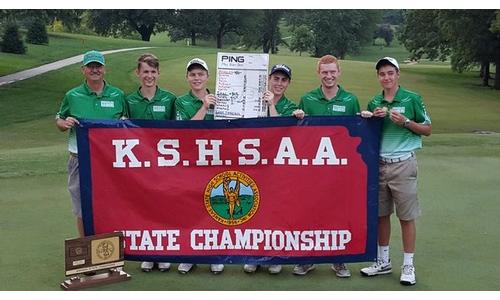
[317,55,340,73]
[137,53,159,70]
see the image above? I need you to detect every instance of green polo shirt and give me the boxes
[367,86,432,159]
[126,87,176,120]
[272,95,299,117]
[175,90,214,120]
[299,85,360,116]
[56,81,127,153]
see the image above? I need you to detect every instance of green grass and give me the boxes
[345,39,411,63]
[1,134,499,290]
[0,31,175,76]
[1,32,500,290]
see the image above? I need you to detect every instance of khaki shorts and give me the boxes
[378,156,420,220]
[68,154,82,217]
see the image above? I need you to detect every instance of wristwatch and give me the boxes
[403,118,411,128]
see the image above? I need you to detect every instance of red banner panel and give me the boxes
[77,117,381,264]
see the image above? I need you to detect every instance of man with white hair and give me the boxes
[56,50,127,239]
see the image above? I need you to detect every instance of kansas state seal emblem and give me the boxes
[204,171,260,226]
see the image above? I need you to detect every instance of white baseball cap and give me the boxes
[186,58,209,73]
[375,57,399,71]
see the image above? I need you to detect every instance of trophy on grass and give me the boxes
[60,232,131,290]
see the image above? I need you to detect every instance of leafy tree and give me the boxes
[168,10,214,46]
[1,10,83,31]
[261,10,285,54]
[210,10,248,49]
[87,10,174,41]
[26,18,48,45]
[1,23,26,54]
[491,10,500,34]
[46,10,84,31]
[240,10,285,54]
[400,10,500,89]
[307,10,381,58]
[382,10,405,25]
[374,24,394,46]
[399,10,450,61]
[283,10,310,31]
[289,25,314,56]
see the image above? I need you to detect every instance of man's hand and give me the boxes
[373,107,388,118]
[360,110,374,118]
[203,94,216,109]
[263,91,275,106]
[389,110,407,126]
[292,109,305,119]
[56,116,80,131]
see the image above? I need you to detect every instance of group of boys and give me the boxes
[56,50,431,286]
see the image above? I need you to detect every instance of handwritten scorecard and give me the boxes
[214,52,269,119]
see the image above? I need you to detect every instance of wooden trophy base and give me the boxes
[60,268,131,290]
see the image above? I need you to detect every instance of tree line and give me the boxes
[1,9,499,89]
[0,10,391,57]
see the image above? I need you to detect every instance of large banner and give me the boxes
[76,116,382,264]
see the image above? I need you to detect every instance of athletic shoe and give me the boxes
[360,259,392,276]
[268,264,282,274]
[158,262,171,272]
[293,264,315,275]
[331,263,351,278]
[400,265,416,286]
[210,264,224,274]
[141,261,154,272]
[243,264,258,273]
[178,263,194,274]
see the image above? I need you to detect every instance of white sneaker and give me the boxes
[178,263,194,274]
[243,264,258,273]
[400,265,416,285]
[210,264,224,274]
[360,259,392,276]
[331,263,351,278]
[268,264,282,274]
[140,261,154,272]
[293,264,315,275]
[158,262,171,272]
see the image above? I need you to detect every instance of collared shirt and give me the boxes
[175,90,214,120]
[299,85,361,116]
[367,86,432,159]
[56,81,127,153]
[272,95,299,117]
[126,86,176,120]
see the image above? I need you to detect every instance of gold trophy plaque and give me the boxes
[60,232,131,290]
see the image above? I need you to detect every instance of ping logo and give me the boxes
[204,171,260,226]
[221,55,245,63]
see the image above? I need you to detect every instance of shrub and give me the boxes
[1,23,26,54]
[26,19,49,45]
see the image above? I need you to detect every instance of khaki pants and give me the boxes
[67,154,81,217]
[378,156,420,221]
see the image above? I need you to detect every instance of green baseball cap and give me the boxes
[83,50,105,66]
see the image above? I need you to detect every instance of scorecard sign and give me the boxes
[76,116,382,264]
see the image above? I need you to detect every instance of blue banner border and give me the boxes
[76,116,382,264]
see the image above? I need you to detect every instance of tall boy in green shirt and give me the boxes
[294,55,360,278]
[126,53,175,273]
